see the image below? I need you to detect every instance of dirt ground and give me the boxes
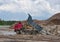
[0,26,60,42]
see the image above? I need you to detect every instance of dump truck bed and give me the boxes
[27,14,43,31]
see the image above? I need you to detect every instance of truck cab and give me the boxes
[13,22,23,34]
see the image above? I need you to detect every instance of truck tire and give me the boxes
[31,30,39,35]
[16,30,21,34]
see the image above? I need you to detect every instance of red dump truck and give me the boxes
[13,14,46,35]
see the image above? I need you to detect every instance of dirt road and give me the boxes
[0,26,60,42]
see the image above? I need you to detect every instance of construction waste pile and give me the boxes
[22,21,60,36]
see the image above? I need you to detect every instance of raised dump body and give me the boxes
[27,14,43,32]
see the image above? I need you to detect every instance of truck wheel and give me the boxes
[31,30,38,35]
[20,30,25,35]
[16,30,21,34]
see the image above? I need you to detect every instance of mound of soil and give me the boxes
[47,13,60,25]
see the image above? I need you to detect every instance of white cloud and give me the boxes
[0,0,60,16]
[47,0,60,13]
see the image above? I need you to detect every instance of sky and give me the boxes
[0,0,60,21]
